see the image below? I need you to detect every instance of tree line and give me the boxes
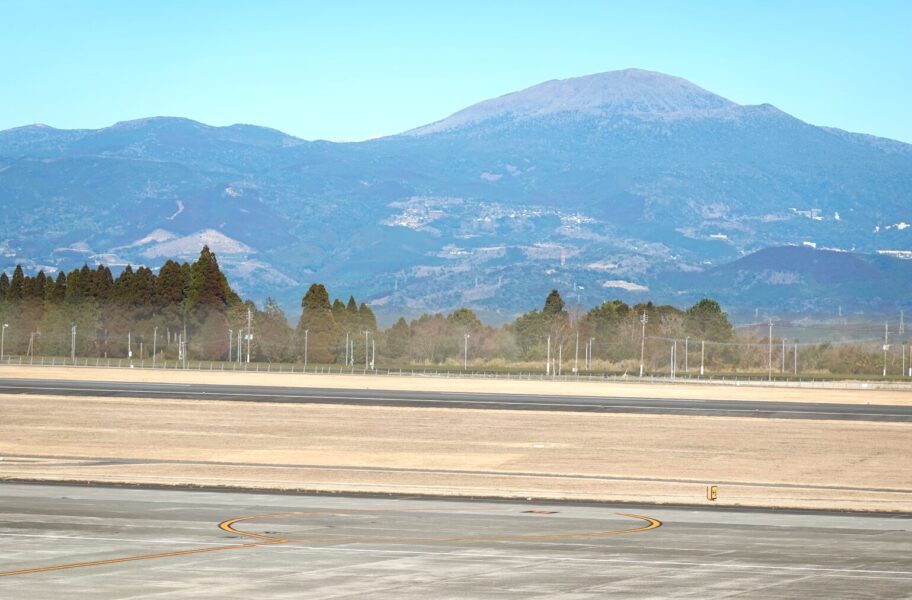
[0,246,741,372]
[2,246,898,376]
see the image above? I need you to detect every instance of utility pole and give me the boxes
[0,323,7,361]
[574,330,579,374]
[304,329,309,370]
[672,339,677,378]
[639,312,648,377]
[153,327,158,368]
[794,341,798,376]
[464,333,470,370]
[768,319,773,382]
[700,340,705,377]
[883,321,889,377]
[781,338,786,373]
[546,335,551,375]
[371,338,375,370]
[71,324,77,364]
[245,308,253,363]
[364,331,370,370]
[183,321,188,369]
[684,337,689,374]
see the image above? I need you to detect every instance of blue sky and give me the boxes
[2,0,910,142]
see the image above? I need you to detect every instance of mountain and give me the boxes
[1,69,910,321]
[659,246,912,313]
[407,69,736,135]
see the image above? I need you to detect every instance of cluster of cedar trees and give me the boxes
[0,247,743,370]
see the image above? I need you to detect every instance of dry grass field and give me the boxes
[1,393,909,512]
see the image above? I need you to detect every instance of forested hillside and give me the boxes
[0,247,735,370]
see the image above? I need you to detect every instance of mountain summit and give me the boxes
[1,69,910,317]
[407,69,737,135]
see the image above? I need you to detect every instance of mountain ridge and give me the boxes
[1,69,910,319]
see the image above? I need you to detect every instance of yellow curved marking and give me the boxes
[0,509,661,578]
[218,512,292,542]
[225,510,662,546]
[0,513,289,578]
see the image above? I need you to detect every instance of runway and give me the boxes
[0,483,909,598]
[1,377,910,421]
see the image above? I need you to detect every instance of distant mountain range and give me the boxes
[1,68,910,321]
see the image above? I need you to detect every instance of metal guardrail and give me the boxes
[1,355,911,391]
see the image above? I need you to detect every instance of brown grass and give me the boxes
[1,393,909,512]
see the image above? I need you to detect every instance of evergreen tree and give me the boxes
[9,265,25,301]
[331,298,347,326]
[296,283,337,363]
[385,317,410,359]
[543,289,566,316]
[0,272,9,300]
[112,265,135,306]
[91,265,114,302]
[48,272,67,304]
[155,260,186,307]
[685,299,733,341]
[358,302,377,332]
[186,246,229,312]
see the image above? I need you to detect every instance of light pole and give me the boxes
[684,337,689,374]
[883,321,889,378]
[574,330,579,374]
[364,331,370,370]
[700,340,705,377]
[71,324,77,364]
[589,337,594,370]
[781,338,786,373]
[464,333,470,370]
[546,335,551,375]
[304,329,309,370]
[768,319,773,382]
[153,326,158,368]
[639,312,648,377]
[246,308,252,364]
[1,323,7,362]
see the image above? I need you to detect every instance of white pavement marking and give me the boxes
[0,532,228,546]
[276,545,912,578]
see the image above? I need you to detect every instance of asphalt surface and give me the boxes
[0,483,909,599]
[1,377,910,421]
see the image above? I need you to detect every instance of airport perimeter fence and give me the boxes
[2,354,911,392]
